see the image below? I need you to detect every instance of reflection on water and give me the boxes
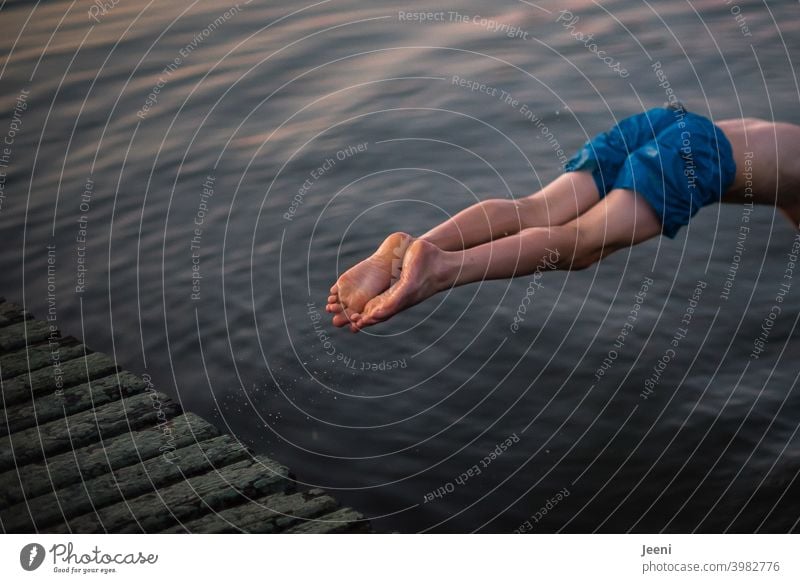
[1,0,799,532]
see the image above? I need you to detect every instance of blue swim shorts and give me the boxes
[564,106,737,238]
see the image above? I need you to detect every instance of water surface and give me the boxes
[1,0,799,532]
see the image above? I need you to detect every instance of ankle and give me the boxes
[374,232,413,262]
[419,233,467,252]
[382,231,413,251]
[430,247,461,292]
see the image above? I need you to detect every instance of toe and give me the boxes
[356,306,376,327]
[355,314,376,328]
[332,313,350,327]
[362,297,383,319]
[359,301,390,327]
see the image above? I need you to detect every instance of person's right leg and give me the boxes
[327,170,600,327]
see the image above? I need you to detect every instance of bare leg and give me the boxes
[419,171,600,250]
[327,172,600,330]
[352,189,662,330]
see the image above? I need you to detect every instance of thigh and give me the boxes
[570,187,663,252]
[520,171,601,228]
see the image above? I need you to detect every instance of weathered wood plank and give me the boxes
[0,301,31,329]
[0,320,52,355]
[0,371,146,436]
[283,507,367,533]
[0,337,88,381]
[1,352,118,408]
[0,300,371,533]
[0,412,217,508]
[0,390,180,472]
[58,456,290,533]
[163,488,341,533]
[2,435,252,531]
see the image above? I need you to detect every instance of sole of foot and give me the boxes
[352,238,450,331]
[326,231,413,332]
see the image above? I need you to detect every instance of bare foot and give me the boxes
[352,238,453,331]
[326,232,413,331]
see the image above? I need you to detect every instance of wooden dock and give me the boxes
[0,298,368,533]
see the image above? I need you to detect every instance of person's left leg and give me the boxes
[351,188,662,331]
[419,171,601,251]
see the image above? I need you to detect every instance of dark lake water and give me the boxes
[1,0,799,532]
